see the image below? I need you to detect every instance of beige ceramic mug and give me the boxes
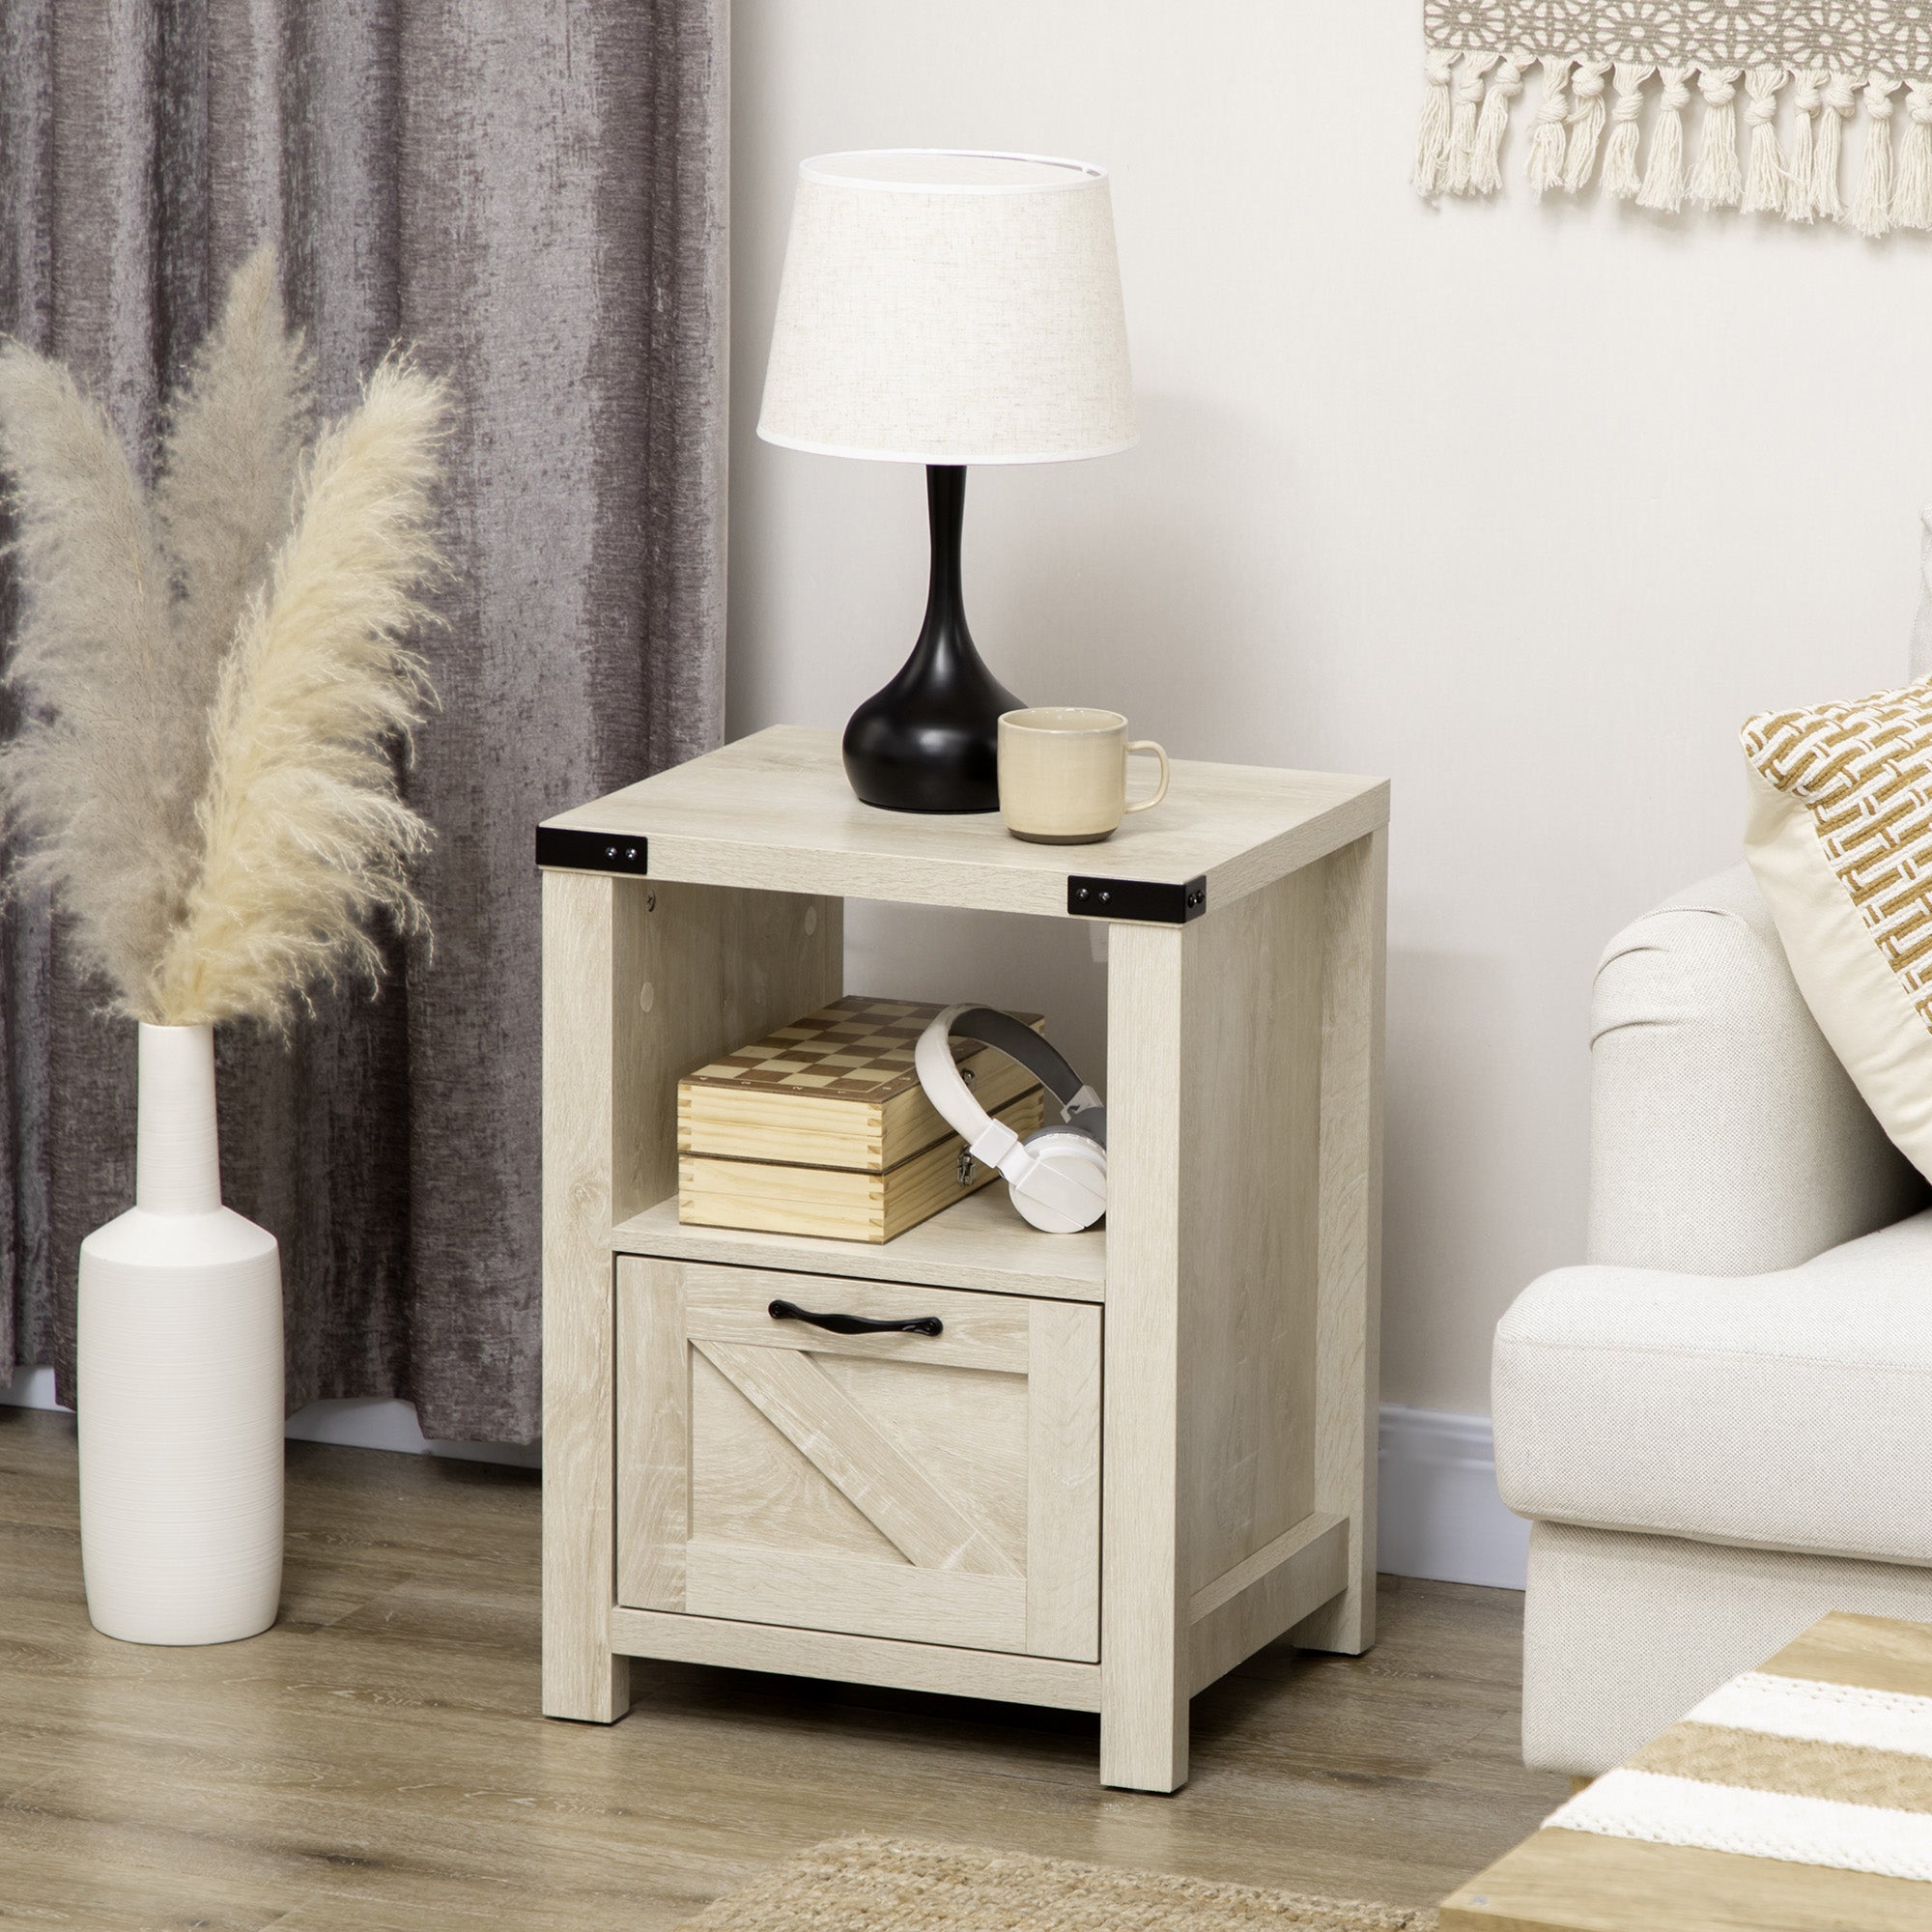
[997,707,1170,844]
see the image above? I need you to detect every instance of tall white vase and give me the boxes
[77,1023,283,1644]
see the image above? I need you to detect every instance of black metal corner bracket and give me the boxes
[1066,874,1208,924]
[534,827,649,876]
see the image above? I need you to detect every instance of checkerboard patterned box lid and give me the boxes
[684,996,1039,1103]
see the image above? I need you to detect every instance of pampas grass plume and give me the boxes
[0,348,189,1003]
[154,247,313,812]
[151,356,450,1029]
[0,247,450,1029]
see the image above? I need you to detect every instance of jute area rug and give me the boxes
[677,1837,1436,1931]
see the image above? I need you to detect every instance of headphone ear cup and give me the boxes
[1006,1127,1107,1234]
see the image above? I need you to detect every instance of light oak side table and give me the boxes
[537,725,1387,1793]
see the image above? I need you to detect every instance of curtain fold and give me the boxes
[0,0,727,1440]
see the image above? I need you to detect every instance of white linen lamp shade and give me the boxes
[756,150,1137,812]
[758,151,1136,465]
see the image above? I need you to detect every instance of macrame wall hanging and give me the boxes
[1416,3,1932,235]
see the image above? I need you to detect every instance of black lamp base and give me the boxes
[842,465,1020,813]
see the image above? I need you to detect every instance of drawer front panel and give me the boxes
[617,1258,1099,1662]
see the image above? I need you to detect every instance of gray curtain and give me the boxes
[0,0,726,1441]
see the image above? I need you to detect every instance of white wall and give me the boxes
[729,1,1932,1417]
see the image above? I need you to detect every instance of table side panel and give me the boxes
[621,879,842,1221]
[1293,825,1387,1657]
[1177,862,1324,1604]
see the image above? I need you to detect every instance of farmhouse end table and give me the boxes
[536,725,1388,1792]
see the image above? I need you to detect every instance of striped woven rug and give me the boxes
[1547,1612,1932,1883]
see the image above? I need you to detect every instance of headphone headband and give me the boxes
[914,1005,1106,1153]
[914,1004,1109,1235]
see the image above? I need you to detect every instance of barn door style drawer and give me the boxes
[615,1258,1100,1662]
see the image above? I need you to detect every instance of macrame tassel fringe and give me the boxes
[1690,68,1743,208]
[1527,56,1574,198]
[1600,64,1651,199]
[1446,52,1501,194]
[1638,68,1692,212]
[1786,71,1822,219]
[1856,74,1901,237]
[1563,61,1611,191]
[1741,66,1790,213]
[1413,46,1457,194]
[1469,50,1528,195]
[1814,73,1855,221]
[1897,81,1932,229]
[1411,41,1932,235]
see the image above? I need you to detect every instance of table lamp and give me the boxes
[757,150,1137,813]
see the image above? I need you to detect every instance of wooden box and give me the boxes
[676,996,1044,1243]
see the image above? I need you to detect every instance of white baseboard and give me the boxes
[1377,1404,1528,1590]
[2,1367,1521,1588]
[0,1367,539,1469]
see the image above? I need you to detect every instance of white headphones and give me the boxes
[914,1005,1107,1234]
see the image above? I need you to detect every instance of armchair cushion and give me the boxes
[1494,1208,1932,1568]
[1589,865,1922,1274]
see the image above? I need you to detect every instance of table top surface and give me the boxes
[540,725,1386,921]
[1442,1612,1932,1932]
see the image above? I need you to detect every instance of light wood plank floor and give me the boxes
[0,1406,1564,1929]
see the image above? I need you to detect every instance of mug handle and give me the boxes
[1122,740,1170,814]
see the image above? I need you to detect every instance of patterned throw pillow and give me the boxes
[1744,680,1932,1180]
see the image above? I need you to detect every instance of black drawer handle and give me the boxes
[767,1297,942,1338]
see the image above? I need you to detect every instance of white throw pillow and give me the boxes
[1744,680,1932,1180]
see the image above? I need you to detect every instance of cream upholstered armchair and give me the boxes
[1492,860,1932,1775]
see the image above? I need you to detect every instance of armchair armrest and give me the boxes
[1588,864,1924,1273]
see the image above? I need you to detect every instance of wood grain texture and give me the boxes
[692,1340,1021,1578]
[608,1605,1101,1712]
[623,881,844,1223]
[616,1256,690,1611]
[1293,828,1387,1658]
[542,726,1388,921]
[683,1263,1034,1373]
[685,1541,1030,1651]
[1762,1610,1932,1697]
[1441,1827,1932,1932]
[541,870,630,1721]
[687,1350,901,1563]
[545,876,839,1719]
[1188,1515,1350,1697]
[678,1010,1042,1170]
[611,1189,1106,1303]
[614,1259,1108,1662]
[677,1089,1042,1242]
[1101,921,1189,1792]
[1177,865,1323,1602]
[0,1407,1565,1929]
[1098,854,1378,1787]
[1027,1299,1102,1664]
